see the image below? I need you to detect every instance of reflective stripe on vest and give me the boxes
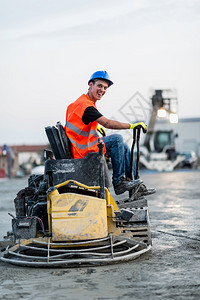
[68,136,100,150]
[66,121,99,139]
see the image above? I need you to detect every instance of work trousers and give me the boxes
[102,134,136,186]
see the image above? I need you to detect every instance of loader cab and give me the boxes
[154,130,175,152]
[153,130,178,160]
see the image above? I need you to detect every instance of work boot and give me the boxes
[114,177,142,195]
[133,183,156,197]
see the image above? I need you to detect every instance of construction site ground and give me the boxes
[0,170,200,300]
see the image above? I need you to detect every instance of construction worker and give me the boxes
[65,71,155,196]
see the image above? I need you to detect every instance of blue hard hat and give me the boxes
[88,71,113,87]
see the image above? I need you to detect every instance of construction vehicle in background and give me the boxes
[140,89,184,172]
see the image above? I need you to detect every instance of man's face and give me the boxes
[89,80,108,101]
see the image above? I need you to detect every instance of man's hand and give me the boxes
[97,124,106,136]
[129,122,147,133]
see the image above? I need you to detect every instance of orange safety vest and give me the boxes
[64,94,106,159]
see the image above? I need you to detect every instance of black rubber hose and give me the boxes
[135,128,141,180]
[130,128,136,180]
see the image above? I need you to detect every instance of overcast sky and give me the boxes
[0,0,200,145]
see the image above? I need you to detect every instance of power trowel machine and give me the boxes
[0,122,153,267]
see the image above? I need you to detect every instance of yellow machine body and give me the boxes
[47,181,118,242]
[49,193,107,241]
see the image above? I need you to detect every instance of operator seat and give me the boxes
[44,122,111,189]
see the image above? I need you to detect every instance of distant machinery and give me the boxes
[140,89,184,171]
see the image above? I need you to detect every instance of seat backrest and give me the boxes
[56,122,72,159]
[45,123,72,159]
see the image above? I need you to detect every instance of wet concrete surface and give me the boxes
[0,171,200,300]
